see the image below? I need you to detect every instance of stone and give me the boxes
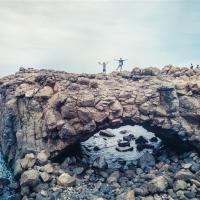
[61,104,77,119]
[182,163,192,169]
[123,134,135,141]
[43,163,54,174]
[20,169,40,187]
[35,86,53,98]
[99,129,115,137]
[107,171,120,184]
[135,136,148,145]
[37,150,49,165]
[57,173,76,187]
[190,163,200,173]
[116,146,133,152]
[45,110,61,130]
[138,152,155,170]
[93,156,108,170]
[120,130,128,134]
[40,172,50,182]
[125,190,135,200]
[20,153,36,169]
[175,170,195,181]
[73,167,84,175]
[59,122,76,138]
[118,140,130,147]
[173,180,187,191]
[150,137,158,143]
[14,159,23,178]
[148,176,168,193]
[136,143,154,151]
[191,179,200,187]
[40,190,48,197]
[196,170,200,181]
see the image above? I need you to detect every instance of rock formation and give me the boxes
[0,65,199,166]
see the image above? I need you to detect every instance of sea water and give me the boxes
[0,153,14,200]
[81,125,161,168]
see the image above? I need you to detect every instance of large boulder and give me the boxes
[20,169,40,187]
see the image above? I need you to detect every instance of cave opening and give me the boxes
[51,120,193,169]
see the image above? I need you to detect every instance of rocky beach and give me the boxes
[0,65,199,200]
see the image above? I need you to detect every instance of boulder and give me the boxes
[175,170,195,181]
[43,163,54,174]
[20,169,40,187]
[138,152,155,170]
[59,123,76,138]
[173,180,187,191]
[118,140,130,147]
[148,176,168,193]
[107,171,120,184]
[196,170,200,182]
[20,153,36,169]
[35,86,53,98]
[57,173,76,187]
[125,190,135,200]
[123,134,135,142]
[93,156,108,170]
[99,130,115,137]
[135,136,148,145]
[37,150,49,165]
[116,146,133,152]
[40,172,50,183]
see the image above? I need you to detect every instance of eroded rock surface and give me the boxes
[0,66,199,165]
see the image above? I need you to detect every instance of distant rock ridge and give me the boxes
[0,65,199,165]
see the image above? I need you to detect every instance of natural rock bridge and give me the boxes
[0,66,200,165]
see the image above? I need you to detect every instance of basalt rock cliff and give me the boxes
[0,65,199,166]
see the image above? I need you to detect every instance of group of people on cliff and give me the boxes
[190,63,199,69]
[98,58,127,73]
[99,58,200,73]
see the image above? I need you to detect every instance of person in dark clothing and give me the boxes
[98,61,108,73]
[115,58,127,71]
[190,64,193,69]
[196,65,199,69]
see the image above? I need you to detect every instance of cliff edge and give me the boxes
[0,65,199,165]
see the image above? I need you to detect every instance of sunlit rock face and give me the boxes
[0,66,199,165]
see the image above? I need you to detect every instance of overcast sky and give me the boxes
[0,0,200,76]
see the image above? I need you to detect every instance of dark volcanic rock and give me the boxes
[137,144,154,152]
[99,130,115,137]
[135,136,148,145]
[118,140,130,147]
[138,152,156,170]
[123,134,135,142]
[150,137,158,143]
[115,146,134,152]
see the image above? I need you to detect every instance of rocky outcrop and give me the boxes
[0,66,199,165]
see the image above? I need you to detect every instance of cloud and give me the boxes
[0,1,200,76]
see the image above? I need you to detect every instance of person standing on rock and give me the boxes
[190,64,194,69]
[98,61,108,73]
[115,58,127,72]
[196,65,199,69]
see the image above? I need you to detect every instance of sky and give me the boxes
[0,0,200,76]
